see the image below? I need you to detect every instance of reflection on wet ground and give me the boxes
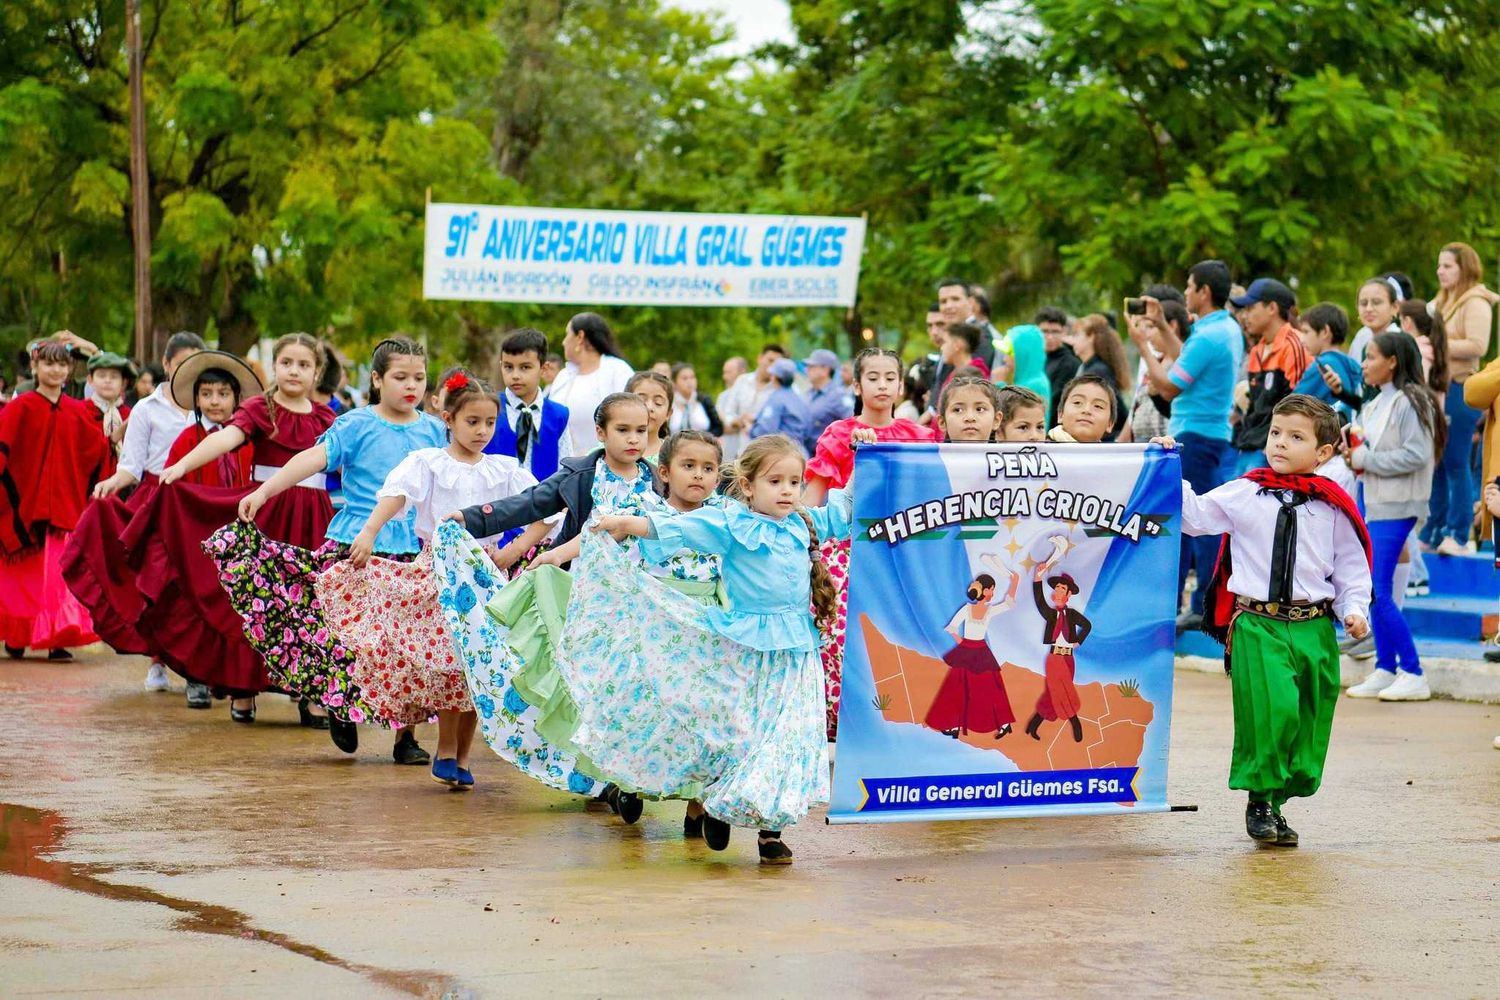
[1,651,1496,997]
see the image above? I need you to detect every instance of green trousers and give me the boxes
[1228,613,1341,808]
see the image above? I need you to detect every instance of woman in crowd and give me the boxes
[546,313,635,457]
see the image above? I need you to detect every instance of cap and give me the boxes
[769,358,799,385]
[1229,278,1296,311]
[87,351,138,377]
[169,349,264,410]
[803,348,840,371]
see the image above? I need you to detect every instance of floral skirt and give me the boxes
[205,523,386,724]
[315,550,471,728]
[430,521,602,797]
[557,529,829,830]
[1,533,97,650]
[819,536,851,740]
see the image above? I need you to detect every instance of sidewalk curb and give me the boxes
[1175,655,1500,705]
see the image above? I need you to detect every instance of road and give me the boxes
[1,650,1496,998]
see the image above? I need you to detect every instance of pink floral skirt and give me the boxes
[315,550,471,728]
[820,536,850,740]
[1,532,97,651]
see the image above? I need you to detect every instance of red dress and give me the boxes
[0,392,111,649]
[924,606,1015,735]
[806,416,939,739]
[126,398,334,692]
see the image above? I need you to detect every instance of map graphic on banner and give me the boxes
[828,442,1182,824]
[423,203,866,307]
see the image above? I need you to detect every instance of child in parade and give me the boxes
[225,336,445,759]
[1047,374,1116,444]
[1341,334,1440,703]
[589,434,855,864]
[316,372,542,789]
[79,332,205,692]
[624,370,674,463]
[0,341,111,660]
[485,328,569,482]
[83,352,135,475]
[936,374,1002,443]
[1158,394,1372,847]
[994,385,1047,443]
[802,347,938,739]
[150,340,330,719]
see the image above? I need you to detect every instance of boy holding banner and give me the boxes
[1159,395,1371,848]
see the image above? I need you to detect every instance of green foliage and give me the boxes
[1117,679,1140,699]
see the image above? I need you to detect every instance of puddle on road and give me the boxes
[0,802,466,998]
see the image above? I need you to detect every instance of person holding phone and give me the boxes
[1294,303,1364,422]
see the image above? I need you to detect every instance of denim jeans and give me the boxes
[1178,432,1231,614]
[1422,381,1481,545]
[1369,517,1421,674]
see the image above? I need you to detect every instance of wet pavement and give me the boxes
[1,649,1496,999]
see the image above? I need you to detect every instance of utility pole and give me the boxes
[126,0,153,360]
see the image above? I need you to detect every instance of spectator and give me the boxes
[650,360,673,377]
[1429,242,1496,556]
[667,363,723,436]
[917,301,948,398]
[1230,279,1307,474]
[940,323,990,389]
[1127,260,1244,631]
[1036,306,1079,425]
[546,312,635,456]
[802,349,853,448]
[1469,357,1500,544]
[130,363,165,407]
[1399,300,1449,396]
[749,358,812,454]
[936,277,971,329]
[718,344,784,461]
[1127,300,1189,444]
[840,360,855,394]
[540,352,564,388]
[1294,303,1363,422]
[1346,274,1407,366]
[996,324,1052,418]
[967,284,999,370]
[1067,314,1129,438]
[896,362,929,422]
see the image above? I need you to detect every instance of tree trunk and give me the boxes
[491,0,564,182]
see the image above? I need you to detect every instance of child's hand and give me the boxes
[1320,366,1344,396]
[92,471,127,499]
[1484,481,1500,518]
[1343,614,1369,641]
[238,488,267,522]
[443,510,465,524]
[850,427,878,447]
[529,547,565,568]
[1149,436,1178,450]
[159,462,186,486]
[591,515,629,540]
[348,530,376,569]
[487,543,518,572]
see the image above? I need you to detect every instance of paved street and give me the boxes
[2,649,1496,998]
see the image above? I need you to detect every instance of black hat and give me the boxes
[1047,573,1079,595]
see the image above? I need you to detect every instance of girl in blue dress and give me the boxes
[589,433,853,865]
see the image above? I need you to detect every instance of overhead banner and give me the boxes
[828,443,1182,824]
[423,203,866,307]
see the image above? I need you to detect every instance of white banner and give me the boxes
[423,203,865,307]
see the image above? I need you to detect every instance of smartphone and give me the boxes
[1125,297,1147,316]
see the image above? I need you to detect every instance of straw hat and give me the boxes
[169,350,264,410]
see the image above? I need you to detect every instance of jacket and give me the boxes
[1033,579,1092,646]
[459,448,657,550]
[1235,323,1308,453]
[1465,356,1500,538]
[1353,384,1434,522]
[484,394,569,482]
[1437,284,1498,381]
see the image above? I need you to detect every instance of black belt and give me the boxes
[1235,596,1332,622]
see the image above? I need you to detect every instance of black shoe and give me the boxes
[1485,649,1500,664]
[702,814,732,851]
[757,831,793,865]
[186,681,212,709]
[1273,812,1299,848]
[229,697,256,724]
[616,791,644,825]
[3,644,23,659]
[940,727,960,739]
[683,808,704,839]
[392,730,429,766]
[1245,800,1277,842]
[995,724,1012,739]
[298,699,329,729]
[1069,716,1083,743]
[47,648,73,662]
[1025,713,1043,740]
[328,715,359,754]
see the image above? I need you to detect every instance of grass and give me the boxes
[1117,678,1140,698]
[871,692,893,711]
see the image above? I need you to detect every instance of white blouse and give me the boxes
[377,448,558,544]
[546,354,636,457]
[946,598,1015,641]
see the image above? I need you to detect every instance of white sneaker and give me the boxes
[1377,670,1431,701]
[1346,668,1396,698]
[143,662,170,692]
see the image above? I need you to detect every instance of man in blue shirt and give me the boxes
[751,358,813,455]
[1128,260,1245,630]
[801,349,852,452]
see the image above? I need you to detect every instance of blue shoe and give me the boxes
[431,758,459,786]
[455,767,475,790]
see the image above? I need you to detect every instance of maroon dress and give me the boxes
[61,472,163,656]
[924,604,1016,735]
[127,398,335,693]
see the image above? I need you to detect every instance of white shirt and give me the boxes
[946,598,1015,641]
[669,392,711,433]
[118,383,192,480]
[377,448,559,545]
[1179,478,1371,622]
[504,389,546,474]
[546,354,635,457]
[716,373,774,462]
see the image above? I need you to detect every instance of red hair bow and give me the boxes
[444,371,469,393]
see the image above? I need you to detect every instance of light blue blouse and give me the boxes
[637,490,854,653]
[319,407,447,552]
